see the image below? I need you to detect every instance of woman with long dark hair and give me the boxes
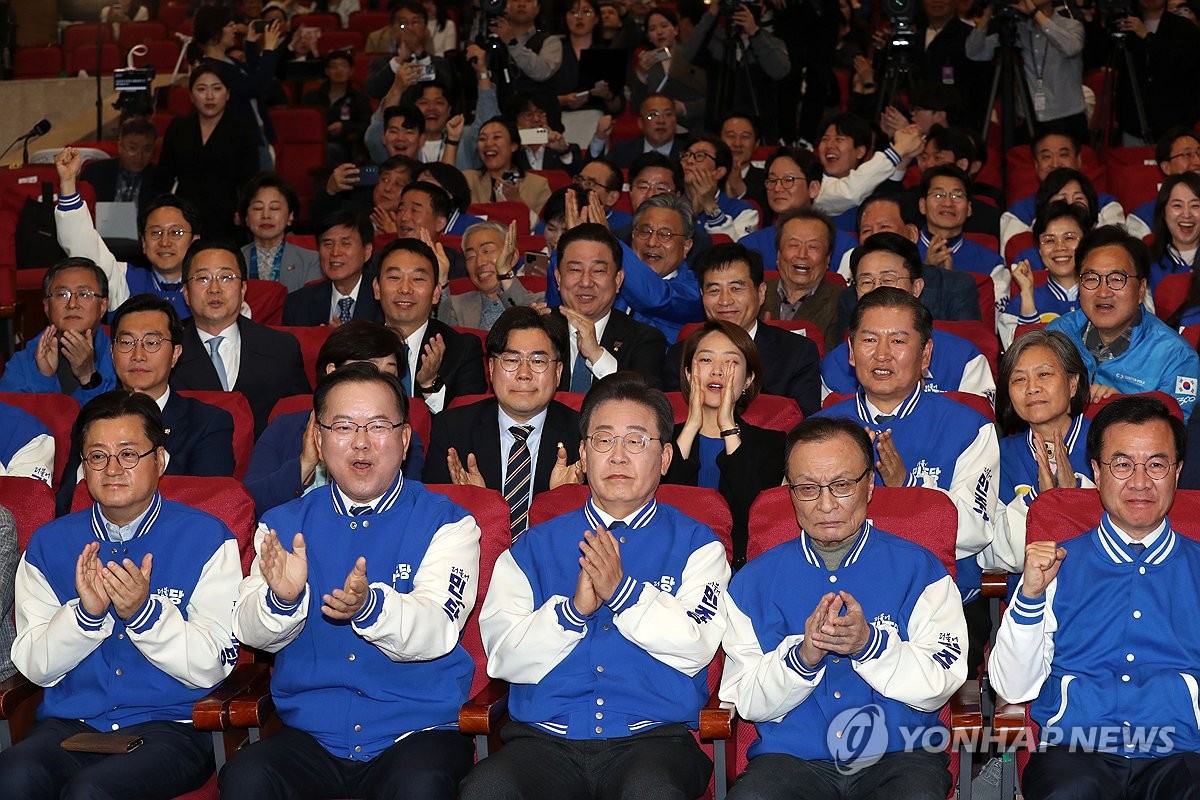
[1149,172,1200,291]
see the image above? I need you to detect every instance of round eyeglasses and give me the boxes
[84,447,156,471]
[1099,458,1175,481]
[1079,272,1133,291]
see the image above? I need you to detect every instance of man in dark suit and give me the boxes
[56,293,236,514]
[554,223,667,391]
[171,242,311,438]
[600,93,689,169]
[373,237,487,414]
[663,243,821,417]
[282,211,383,327]
[80,117,160,210]
[831,194,981,340]
[423,307,581,537]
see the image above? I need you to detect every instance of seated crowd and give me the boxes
[5,0,1200,797]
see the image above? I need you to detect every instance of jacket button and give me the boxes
[354,724,362,732]
[348,653,356,661]
[834,691,842,699]
[596,698,604,705]
[117,633,124,640]
[829,575,837,583]
[595,726,603,734]
[1122,675,1130,682]
[1133,610,1142,619]
[111,723,119,731]
[596,665,604,673]
[619,536,626,544]
[350,522,358,530]
[115,668,123,676]
[354,745,362,753]
[595,712,603,720]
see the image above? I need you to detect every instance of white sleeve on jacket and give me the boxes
[610,539,729,676]
[957,354,997,404]
[1,433,54,485]
[999,212,1030,258]
[352,515,480,661]
[232,523,311,652]
[1098,200,1127,228]
[54,201,132,310]
[125,539,240,689]
[700,206,760,240]
[1125,213,1152,241]
[12,556,113,686]
[479,550,589,684]
[814,149,903,217]
[852,574,969,712]
[989,579,1059,703]
[979,474,1095,573]
[717,589,823,723]
[946,422,999,560]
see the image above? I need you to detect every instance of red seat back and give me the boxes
[292,12,342,29]
[317,30,365,52]
[270,108,327,221]
[740,394,803,432]
[135,39,185,75]
[1084,391,1184,423]
[348,11,390,32]
[934,319,999,381]
[1005,231,1036,268]
[0,392,80,490]
[467,202,531,235]
[1154,272,1190,322]
[268,324,333,389]
[1028,488,1200,545]
[117,21,167,50]
[72,475,258,574]
[69,43,121,75]
[528,170,572,193]
[177,390,255,480]
[63,23,112,51]
[426,484,511,697]
[244,279,288,326]
[1103,146,1162,212]
[0,477,56,553]
[14,46,62,79]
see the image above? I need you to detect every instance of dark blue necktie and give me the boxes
[349,505,373,516]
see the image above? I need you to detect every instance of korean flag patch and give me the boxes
[1177,377,1197,398]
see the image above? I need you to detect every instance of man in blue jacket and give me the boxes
[460,373,730,799]
[991,396,1200,798]
[1047,226,1200,421]
[0,257,117,404]
[222,362,480,800]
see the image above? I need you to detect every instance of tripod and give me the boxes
[712,20,760,132]
[1092,30,1152,151]
[980,8,1037,202]
[874,21,919,121]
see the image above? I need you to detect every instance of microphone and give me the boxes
[0,118,52,165]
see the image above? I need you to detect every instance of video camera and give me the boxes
[112,65,155,117]
[719,0,763,22]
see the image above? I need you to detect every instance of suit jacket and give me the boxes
[663,321,822,417]
[605,137,687,170]
[54,390,236,516]
[553,309,667,391]
[463,170,552,215]
[79,158,160,209]
[418,318,488,407]
[282,274,384,327]
[663,418,785,566]
[832,263,982,342]
[170,317,311,439]
[422,398,581,495]
[442,279,544,328]
[762,278,842,350]
[239,241,323,293]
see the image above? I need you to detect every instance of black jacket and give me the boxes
[553,309,667,391]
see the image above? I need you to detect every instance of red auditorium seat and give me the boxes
[14,46,62,79]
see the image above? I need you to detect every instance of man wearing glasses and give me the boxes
[171,242,311,438]
[54,147,199,321]
[1047,226,1200,421]
[222,362,481,800]
[1,390,240,797]
[991,396,1200,799]
[0,257,116,403]
[460,372,729,799]
[916,165,1007,316]
[602,94,688,169]
[423,307,581,538]
[719,416,967,800]
[680,134,760,241]
[620,193,705,343]
[816,288,996,671]
[55,294,235,514]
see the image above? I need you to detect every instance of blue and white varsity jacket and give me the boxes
[1001,192,1125,255]
[481,497,730,740]
[234,476,481,760]
[1046,309,1200,421]
[820,329,995,403]
[13,493,240,729]
[992,515,1200,756]
[815,385,998,599]
[699,191,759,241]
[0,401,54,484]
[719,524,967,762]
[998,278,1080,348]
[982,416,1095,573]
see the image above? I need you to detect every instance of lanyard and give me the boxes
[1026,23,1051,83]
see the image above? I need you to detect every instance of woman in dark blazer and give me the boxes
[158,63,260,241]
[664,320,785,567]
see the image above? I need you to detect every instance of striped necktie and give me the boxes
[504,425,535,539]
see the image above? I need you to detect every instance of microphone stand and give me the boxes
[96,7,105,140]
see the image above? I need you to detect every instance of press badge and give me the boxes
[1033,81,1047,113]
[941,65,954,84]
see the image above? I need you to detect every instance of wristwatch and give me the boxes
[80,370,103,390]
[720,426,742,438]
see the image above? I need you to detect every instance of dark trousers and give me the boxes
[217,724,473,800]
[0,717,213,800]
[458,721,712,800]
[1024,748,1200,800]
[726,750,951,800]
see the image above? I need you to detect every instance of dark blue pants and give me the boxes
[726,749,951,800]
[0,717,213,800]
[1025,748,1200,800]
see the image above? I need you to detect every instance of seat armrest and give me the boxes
[459,677,509,736]
[194,663,271,731]
[981,570,1011,599]
[699,693,737,742]
[949,679,983,741]
[0,673,42,718]
[227,664,276,729]
[993,701,1028,750]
